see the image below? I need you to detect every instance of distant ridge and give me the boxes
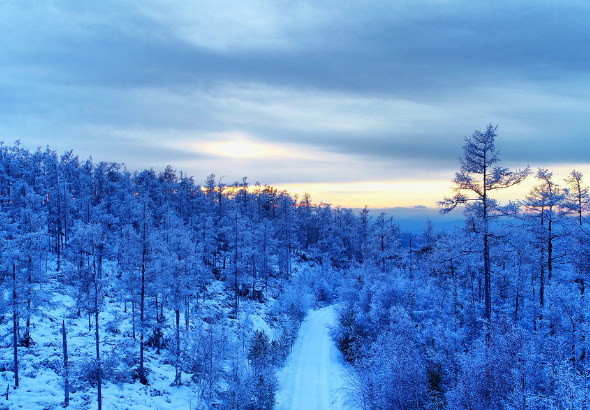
[352,205,464,234]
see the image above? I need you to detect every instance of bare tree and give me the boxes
[62,320,70,407]
[564,170,589,226]
[523,169,567,311]
[440,124,529,321]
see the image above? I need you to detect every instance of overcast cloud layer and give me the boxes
[1,1,589,206]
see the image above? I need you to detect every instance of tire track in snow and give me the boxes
[276,305,357,409]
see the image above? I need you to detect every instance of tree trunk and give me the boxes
[12,262,19,388]
[185,297,190,331]
[540,262,545,310]
[451,259,459,383]
[174,309,181,385]
[25,256,32,347]
[234,214,239,317]
[483,190,491,322]
[263,228,268,298]
[56,184,62,272]
[547,219,553,281]
[63,180,68,247]
[94,249,102,410]
[208,325,214,399]
[252,255,256,298]
[155,294,160,354]
[62,320,70,407]
[132,300,135,339]
[514,257,522,324]
[97,244,104,280]
[140,254,146,384]
[139,203,147,385]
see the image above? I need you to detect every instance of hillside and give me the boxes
[1,141,590,409]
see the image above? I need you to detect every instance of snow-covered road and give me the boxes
[276,305,357,409]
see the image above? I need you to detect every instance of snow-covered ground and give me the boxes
[276,305,358,410]
[0,264,274,409]
[0,271,200,409]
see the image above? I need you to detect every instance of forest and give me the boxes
[1,125,589,409]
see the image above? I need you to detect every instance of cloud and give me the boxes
[5,1,590,94]
[176,81,590,167]
[3,79,589,184]
[1,0,590,206]
[136,0,330,52]
[167,131,314,160]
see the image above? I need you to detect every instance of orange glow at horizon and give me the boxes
[276,180,451,208]
[172,134,587,208]
[275,164,590,209]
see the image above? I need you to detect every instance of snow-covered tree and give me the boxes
[440,124,530,321]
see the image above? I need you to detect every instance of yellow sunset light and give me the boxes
[277,180,452,208]
[200,137,272,159]
[183,132,312,161]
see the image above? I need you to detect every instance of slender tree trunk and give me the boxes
[451,259,459,383]
[208,324,214,399]
[140,260,146,384]
[139,203,147,385]
[547,219,553,281]
[132,300,135,339]
[97,244,104,280]
[252,254,256,298]
[409,232,413,278]
[218,184,223,219]
[25,256,32,347]
[174,309,181,385]
[63,180,68,248]
[263,228,268,298]
[380,226,385,272]
[514,257,522,324]
[185,297,190,331]
[540,260,545,310]
[483,199,491,322]
[531,276,537,332]
[94,249,102,410]
[12,262,19,388]
[95,306,101,409]
[480,145,493,325]
[234,214,239,317]
[575,279,587,364]
[62,320,70,407]
[56,184,62,272]
[155,294,160,354]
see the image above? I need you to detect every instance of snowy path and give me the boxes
[276,305,357,409]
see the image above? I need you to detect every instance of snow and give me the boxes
[0,265,201,409]
[276,305,358,410]
[243,305,275,341]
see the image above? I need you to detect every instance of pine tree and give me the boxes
[440,124,529,321]
[564,170,589,227]
[522,169,567,312]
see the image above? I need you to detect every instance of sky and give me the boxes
[1,1,590,209]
